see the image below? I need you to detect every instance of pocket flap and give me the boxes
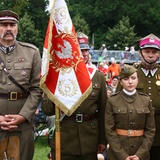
[136,108,150,114]
[113,108,127,114]
[92,83,100,89]
[14,63,31,69]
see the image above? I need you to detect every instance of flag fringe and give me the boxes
[40,81,92,116]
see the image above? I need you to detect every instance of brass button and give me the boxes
[130,110,133,113]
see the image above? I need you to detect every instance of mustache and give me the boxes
[1,31,16,39]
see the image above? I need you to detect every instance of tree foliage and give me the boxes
[106,16,138,50]
[0,0,49,54]
[67,0,160,49]
[1,0,160,52]
[18,13,41,49]
[72,14,90,35]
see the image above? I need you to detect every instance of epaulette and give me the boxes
[110,91,120,97]
[18,41,38,50]
[138,91,149,97]
[133,63,139,68]
[97,70,104,76]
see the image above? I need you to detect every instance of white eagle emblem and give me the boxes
[56,40,73,59]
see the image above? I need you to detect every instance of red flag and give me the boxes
[40,0,92,116]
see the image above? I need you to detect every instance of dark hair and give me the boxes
[112,76,119,80]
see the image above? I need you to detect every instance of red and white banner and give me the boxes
[40,0,92,116]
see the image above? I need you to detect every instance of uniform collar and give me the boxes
[86,64,97,79]
[0,41,16,54]
[0,45,16,54]
[123,89,136,95]
[121,90,137,103]
[141,68,157,76]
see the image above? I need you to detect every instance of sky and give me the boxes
[47,0,53,11]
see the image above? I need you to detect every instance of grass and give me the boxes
[33,136,51,160]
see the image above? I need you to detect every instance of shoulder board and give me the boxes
[110,91,120,97]
[18,41,38,50]
[138,91,148,97]
[133,63,139,68]
[96,70,104,76]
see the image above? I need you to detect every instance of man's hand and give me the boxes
[97,144,106,153]
[0,114,26,131]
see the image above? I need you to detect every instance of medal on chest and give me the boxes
[155,74,160,86]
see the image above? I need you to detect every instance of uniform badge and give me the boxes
[156,81,160,86]
[124,67,129,73]
[91,92,96,97]
[18,58,24,62]
[21,70,27,76]
[155,74,160,86]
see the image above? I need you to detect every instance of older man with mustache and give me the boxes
[0,10,42,160]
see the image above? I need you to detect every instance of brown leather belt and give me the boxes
[0,92,29,100]
[116,129,144,137]
[64,113,97,122]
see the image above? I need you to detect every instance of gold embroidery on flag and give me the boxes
[58,79,77,97]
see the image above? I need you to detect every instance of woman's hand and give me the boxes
[125,155,140,160]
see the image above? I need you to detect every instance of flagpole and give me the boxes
[55,106,61,160]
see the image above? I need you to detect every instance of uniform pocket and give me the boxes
[113,108,127,125]
[136,108,150,114]
[89,83,100,99]
[14,62,31,82]
[136,108,150,125]
[113,108,127,114]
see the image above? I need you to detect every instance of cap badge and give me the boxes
[124,67,129,73]
[149,37,155,43]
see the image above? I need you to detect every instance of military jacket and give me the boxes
[42,70,107,155]
[0,41,42,131]
[105,91,155,160]
[116,63,160,146]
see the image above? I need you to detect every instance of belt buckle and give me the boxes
[10,92,17,100]
[128,130,131,137]
[76,114,83,122]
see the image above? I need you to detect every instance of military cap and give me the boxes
[139,33,160,50]
[0,10,19,23]
[119,64,137,80]
[77,32,90,50]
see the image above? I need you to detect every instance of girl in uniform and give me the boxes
[105,64,155,160]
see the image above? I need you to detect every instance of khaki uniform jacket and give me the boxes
[105,91,155,160]
[116,63,160,146]
[0,41,42,131]
[42,70,107,155]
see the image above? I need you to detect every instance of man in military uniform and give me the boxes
[42,32,107,160]
[116,33,160,160]
[0,10,42,160]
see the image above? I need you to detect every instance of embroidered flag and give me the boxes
[40,0,92,116]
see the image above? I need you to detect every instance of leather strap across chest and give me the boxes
[0,57,28,93]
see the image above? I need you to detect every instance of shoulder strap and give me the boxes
[0,57,28,93]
